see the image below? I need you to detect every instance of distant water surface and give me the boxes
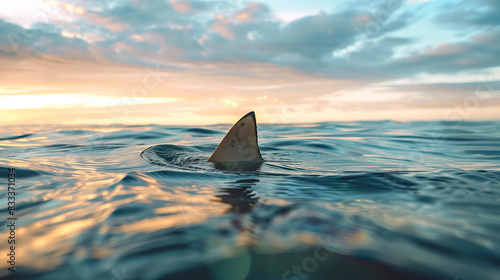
[1,121,499,280]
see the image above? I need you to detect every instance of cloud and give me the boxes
[0,0,412,79]
[438,0,500,28]
[381,29,500,77]
[0,18,91,61]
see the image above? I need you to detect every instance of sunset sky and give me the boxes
[0,0,499,125]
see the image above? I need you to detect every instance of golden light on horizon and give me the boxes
[0,94,176,110]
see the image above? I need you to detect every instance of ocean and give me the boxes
[1,120,499,280]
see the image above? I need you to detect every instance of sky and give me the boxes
[0,0,499,125]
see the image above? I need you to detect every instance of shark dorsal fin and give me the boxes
[208,111,264,162]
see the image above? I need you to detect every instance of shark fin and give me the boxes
[208,111,264,162]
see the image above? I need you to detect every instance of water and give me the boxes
[1,121,500,280]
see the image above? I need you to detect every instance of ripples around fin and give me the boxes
[141,144,205,168]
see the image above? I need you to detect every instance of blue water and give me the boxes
[1,121,500,280]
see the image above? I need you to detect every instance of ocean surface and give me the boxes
[1,120,500,280]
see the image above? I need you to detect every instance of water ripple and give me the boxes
[0,121,499,280]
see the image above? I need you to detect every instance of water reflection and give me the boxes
[216,179,260,214]
[211,161,263,172]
